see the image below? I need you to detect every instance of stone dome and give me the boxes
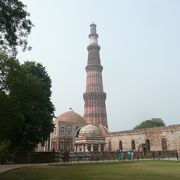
[56,111,86,125]
[79,124,101,138]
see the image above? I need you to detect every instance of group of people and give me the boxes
[118,150,139,161]
[118,150,179,161]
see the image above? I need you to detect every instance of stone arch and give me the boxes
[131,140,135,151]
[162,138,167,151]
[75,127,81,137]
[146,139,150,151]
[119,141,123,151]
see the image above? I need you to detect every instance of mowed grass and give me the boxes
[0,161,180,180]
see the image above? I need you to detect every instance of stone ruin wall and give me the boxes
[105,125,180,153]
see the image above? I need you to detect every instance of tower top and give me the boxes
[90,22,96,27]
[88,23,99,46]
[89,23,98,38]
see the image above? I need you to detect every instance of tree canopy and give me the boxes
[0,53,23,140]
[134,118,165,130]
[0,52,54,152]
[0,0,33,55]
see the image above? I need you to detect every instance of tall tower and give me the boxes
[83,23,108,128]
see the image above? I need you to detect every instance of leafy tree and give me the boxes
[0,53,54,152]
[0,0,33,55]
[0,139,10,164]
[134,118,165,130]
[0,53,23,140]
[0,52,21,92]
[0,91,23,140]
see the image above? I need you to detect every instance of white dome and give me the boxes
[79,124,100,138]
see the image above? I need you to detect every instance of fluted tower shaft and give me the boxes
[83,24,108,128]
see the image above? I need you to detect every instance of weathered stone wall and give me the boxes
[105,125,180,153]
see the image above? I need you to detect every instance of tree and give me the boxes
[0,0,33,55]
[134,118,165,130]
[0,52,21,91]
[0,53,54,152]
[0,91,23,140]
[0,53,23,140]
[0,139,10,164]
[15,61,55,151]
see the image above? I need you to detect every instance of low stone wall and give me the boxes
[105,125,180,153]
[14,152,55,164]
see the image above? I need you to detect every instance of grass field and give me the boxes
[0,161,180,180]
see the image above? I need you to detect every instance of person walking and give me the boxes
[128,151,132,160]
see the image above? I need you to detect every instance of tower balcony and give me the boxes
[85,64,103,72]
[83,92,106,100]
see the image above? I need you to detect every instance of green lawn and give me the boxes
[0,161,180,180]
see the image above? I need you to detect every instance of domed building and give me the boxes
[50,110,86,151]
[45,23,180,154]
[75,124,108,152]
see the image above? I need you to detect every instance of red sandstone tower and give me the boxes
[83,23,108,129]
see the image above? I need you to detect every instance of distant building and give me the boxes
[50,111,86,152]
[47,24,180,153]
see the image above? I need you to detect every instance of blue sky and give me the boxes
[19,0,180,131]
